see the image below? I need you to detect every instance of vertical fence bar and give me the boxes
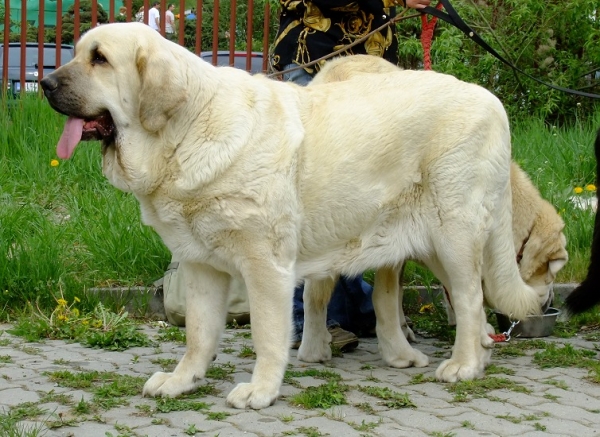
[159,0,165,36]
[74,0,81,41]
[262,1,270,72]
[143,0,149,24]
[245,0,253,71]
[56,0,63,66]
[38,0,45,90]
[211,0,219,62]
[19,0,26,95]
[2,0,10,93]
[228,0,235,66]
[195,0,202,55]
[126,0,133,21]
[177,0,185,45]
[109,0,115,22]
[91,0,97,27]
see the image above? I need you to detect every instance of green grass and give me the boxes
[1,94,599,320]
[288,380,349,409]
[447,376,531,402]
[356,385,416,409]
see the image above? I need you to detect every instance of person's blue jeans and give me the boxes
[281,63,314,86]
[292,277,376,342]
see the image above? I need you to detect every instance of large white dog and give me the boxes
[41,23,548,409]
[298,55,568,371]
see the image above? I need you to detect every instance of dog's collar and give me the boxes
[516,231,531,265]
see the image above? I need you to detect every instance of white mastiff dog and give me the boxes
[41,23,548,409]
[301,55,567,371]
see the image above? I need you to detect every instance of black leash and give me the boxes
[421,0,600,99]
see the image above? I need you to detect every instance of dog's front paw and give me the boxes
[381,349,429,369]
[143,371,200,398]
[226,382,279,409]
[435,358,484,383]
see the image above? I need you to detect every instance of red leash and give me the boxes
[420,2,444,70]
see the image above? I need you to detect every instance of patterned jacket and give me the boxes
[272,0,403,75]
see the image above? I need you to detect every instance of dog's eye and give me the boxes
[91,50,108,66]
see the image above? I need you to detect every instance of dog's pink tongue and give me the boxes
[57,117,84,159]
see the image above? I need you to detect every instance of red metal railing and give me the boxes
[1,0,273,95]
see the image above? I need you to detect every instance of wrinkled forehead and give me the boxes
[75,23,151,57]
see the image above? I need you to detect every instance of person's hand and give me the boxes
[405,0,432,9]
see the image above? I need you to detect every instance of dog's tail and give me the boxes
[481,177,544,321]
[564,128,600,315]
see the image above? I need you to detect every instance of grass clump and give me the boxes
[356,385,415,409]
[532,343,596,369]
[8,296,153,351]
[289,380,349,409]
[448,377,531,402]
[154,397,211,413]
[0,408,48,437]
[45,370,145,410]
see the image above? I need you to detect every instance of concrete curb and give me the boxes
[88,283,579,321]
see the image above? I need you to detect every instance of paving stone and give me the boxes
[1,321,600,436]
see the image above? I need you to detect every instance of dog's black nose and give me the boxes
[40,75,58,93]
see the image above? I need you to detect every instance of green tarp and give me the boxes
[8,0,119,27]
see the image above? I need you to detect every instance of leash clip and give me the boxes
[502,319,520,342]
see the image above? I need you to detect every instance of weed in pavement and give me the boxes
[155,325,186,343]
[206,411,230,421]
[150,357,178,372]
[0,407,48,437]
[448,377,531,402]
[154,397,212,413]
[485,364,516,376]
[289,380,349,409]
[45,370,145,410]
[205,362,236,381]
[356,385,415,409]
[9,298,153,351]
[237,344,256,359]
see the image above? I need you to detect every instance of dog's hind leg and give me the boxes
[374,265,428,368]
[297,276,336,363]
[423,220,491,383]
[397,263,417,342]
[226,260,295,409]
[143,262,230,398]
[424,258,494,360]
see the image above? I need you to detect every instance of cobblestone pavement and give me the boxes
[1,321,600,437]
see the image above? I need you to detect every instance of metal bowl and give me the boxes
[494,307,561,338]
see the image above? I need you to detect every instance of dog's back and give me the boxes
[565,129,600,314]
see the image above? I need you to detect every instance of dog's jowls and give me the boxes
[41,23,548,409]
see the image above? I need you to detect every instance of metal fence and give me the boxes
[1,0,273,94]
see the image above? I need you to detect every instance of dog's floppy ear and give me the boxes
[136,46,187,132]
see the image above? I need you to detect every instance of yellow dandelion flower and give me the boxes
[573,187,584,194]
[585,184,596,192]
[50,159,59,167]
[419,303,435,313]
[56,298,68,306]
[74,296,81,303]
[57,314,67,321]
